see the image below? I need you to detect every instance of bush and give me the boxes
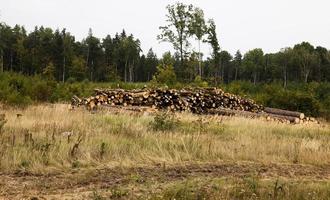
[152,64,177,86]
[149,111,179,132]
[0,72,329,120]
[66,77,77,84]
[32,81,56,102]
[192,75,208,87]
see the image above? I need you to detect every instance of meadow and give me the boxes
[0,104,329,199]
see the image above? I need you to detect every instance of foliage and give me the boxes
[157,2,193,67]
[152,63,177,86]
[223,81,330,118]
[0,72,329,119]
[0,13,329,85]
[149,111,179,132]
[192,75,208,87]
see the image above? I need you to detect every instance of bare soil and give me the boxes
[1,162,329,199]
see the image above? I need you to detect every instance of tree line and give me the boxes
[0,2,329,85]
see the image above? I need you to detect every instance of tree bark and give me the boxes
[253,72,257,85]
[180,40,183,69]
[283,65,287,88]
[124,58,128,82]
[234,67,238,81]
[304,70,309,83]
[264,107,305,119]
[198,39,202,77]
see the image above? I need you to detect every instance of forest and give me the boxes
[0,3,329,119]
[0,3,329,85]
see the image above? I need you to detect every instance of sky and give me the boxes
[1,0,329,58]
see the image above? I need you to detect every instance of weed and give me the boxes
[0,114,7,135]
[99,142,107,159]
[71,160,81,168]
[110,187,129,199]
[149,111,179,132]
[70,134,84,158]
[92,190,104,200]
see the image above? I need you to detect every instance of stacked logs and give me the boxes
[209,107,317,124]
[72,88,263,114]
[72,88,318,124]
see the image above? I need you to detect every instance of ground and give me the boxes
[0,104,329,199]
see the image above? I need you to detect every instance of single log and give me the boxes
[265,113,300,124]
[209,108,300,124]
[264,107,304,119]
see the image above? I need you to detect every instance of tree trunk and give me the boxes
[234,67,238,81]
[62,56,66,83]
[0,53,3,73]
[283,65,287,88]
[264,107,304,119]
[253,72,257,85]
[124,58,128,82]
[180,41,183,69]
[90,60,94,81]
[221,62,225,83]
[304,71,309,83]
[86,47,89,69]
[129,60,134,82]
[219,56,222,83]
[198,39,202,77]
[317,59,321,82]
[10,50,13,71]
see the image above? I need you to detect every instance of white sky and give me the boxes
[1,0,329,58]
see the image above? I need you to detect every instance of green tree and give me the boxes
[233,50,242,81]
[189,7,207,77]
[158,2,193,69]
[152,52,177,85]
[219,50,232,83]
[293,42,318,83]
[205,19,220,84]
[275,48,293,88]
[144,48,158,81]
[0,22,6,73]
[84,28,103,81]
[70,55,87,81]
[43,61,55,80]
[243,48,264,85]
[61,29,74,82]
[152,64,177,85]
[315,46,330,82]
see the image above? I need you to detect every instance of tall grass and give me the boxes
[0,104,329,174]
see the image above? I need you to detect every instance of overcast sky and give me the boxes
[1,0,329,58]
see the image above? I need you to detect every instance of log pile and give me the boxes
[209,108,301,124]
[72,88,263,114]
[71,88,318,124]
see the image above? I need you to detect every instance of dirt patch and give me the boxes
[1,162,329,199]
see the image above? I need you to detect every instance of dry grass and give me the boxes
[1,104,330,199]
[0,104,329,174]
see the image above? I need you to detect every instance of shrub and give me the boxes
[152,64,177,85]
[149,111,179,132]
[192,75,208,87]
[66,77,77,84]
[32,81,55,102]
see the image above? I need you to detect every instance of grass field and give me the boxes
[0,104,330,199]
